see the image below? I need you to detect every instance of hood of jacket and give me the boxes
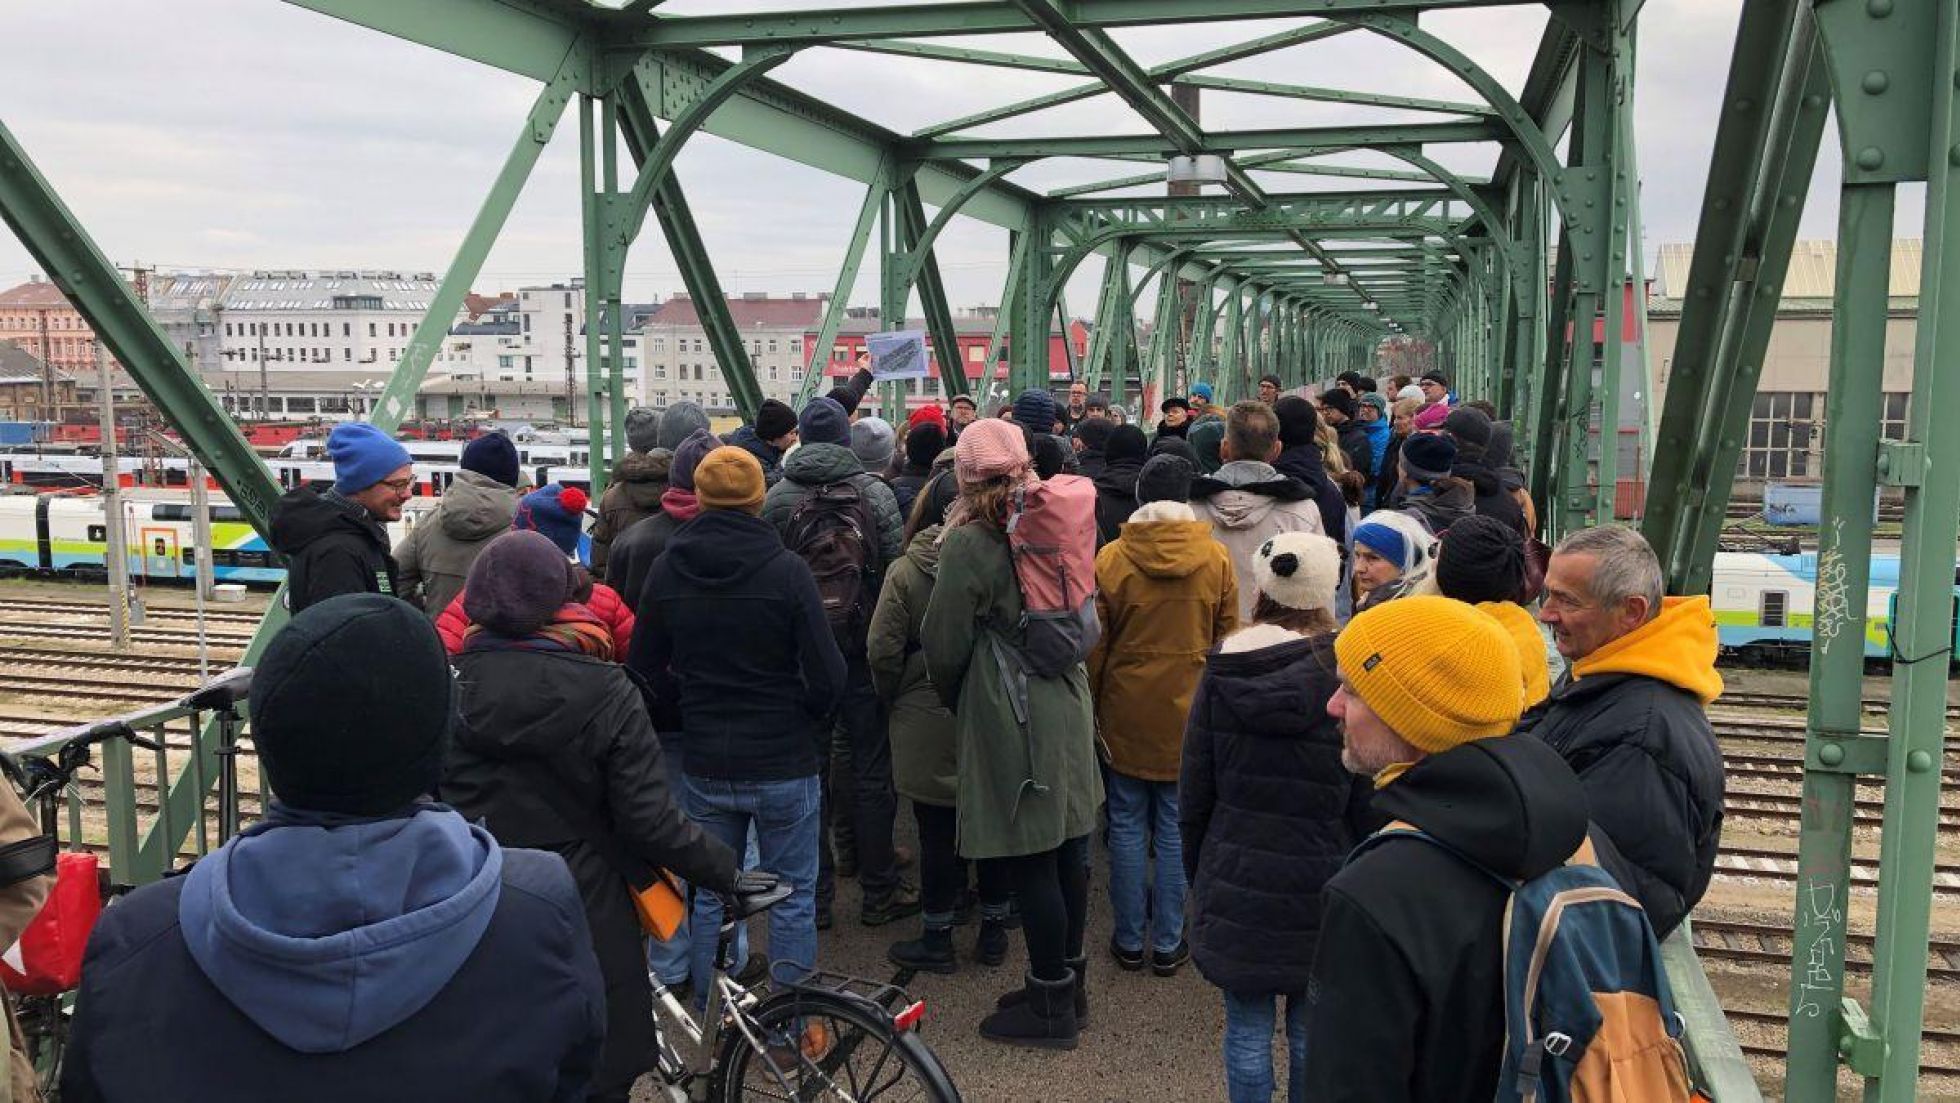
[1361,418,1391,450]
[1451,457,1504,497]
[1372,735,1588,881]
[1192,460,1311,502]
[613,448,673,486]
[1571,595,1724,704]
[1114,509,1218,579]
[905,523,944,579]
[783,441,867,485]
[1203,631,1337,740]
[661,508,785,589]
[1403,479,1475,530]
[1092,456,1144,497]
[270,487,382,556]
[727,425,783,467]
[436,470,520,541]
[179,805,502,1054]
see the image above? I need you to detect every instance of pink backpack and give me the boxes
[1002,474,1101,676]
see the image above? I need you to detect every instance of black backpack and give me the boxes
[783,480,881,638]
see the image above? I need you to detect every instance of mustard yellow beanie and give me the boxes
[1334,595,1524,754]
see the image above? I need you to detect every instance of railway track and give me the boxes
[0,597,263,626]
[0,645,228,678]
[1693,918,1960,984]
[0,620,256,648]
[1716,845,1960,898]
[1724,1009,1960,1076]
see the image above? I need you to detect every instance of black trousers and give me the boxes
[995,834,1090,980]
[913,802,1011,924]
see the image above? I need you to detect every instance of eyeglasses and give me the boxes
[378,476,415,494]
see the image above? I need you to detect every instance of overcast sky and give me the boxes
[0,1,1887,319]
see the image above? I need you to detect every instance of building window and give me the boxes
[343,322,351,337]
[1740,392,1820,480]
[1881,392,1910,441]
[498,355,514,369]
[655,365,667,379]
[368,323,377,338]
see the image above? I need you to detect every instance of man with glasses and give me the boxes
[270,421,414,612]
[1521,525,1724,939]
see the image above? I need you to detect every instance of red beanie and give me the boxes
[909,404,947,433]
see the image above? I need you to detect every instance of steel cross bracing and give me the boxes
[0,6,1771,1072]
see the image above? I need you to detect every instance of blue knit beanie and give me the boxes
[1012,388,1057,432]
[1352,521,1409,568]
[459,432,520,488]
[327,422,412,495]
[798,397,851,448]
[1191,382,1214,403]
[513,483,590,557]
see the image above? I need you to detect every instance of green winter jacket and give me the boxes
[866,525,956,807]
[392,470,520,617]
[921,520,1102,861]
[760,443,904,573]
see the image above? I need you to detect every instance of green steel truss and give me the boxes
[20,3,1946,1098]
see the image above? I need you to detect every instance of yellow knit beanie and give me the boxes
[694,446,766,514]
[1334,595,1524,754]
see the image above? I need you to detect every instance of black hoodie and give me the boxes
[1303,736,1589,1103]
[626,509,845,781]
[269,487,398,613]
[1452,453,1528,535]
[1092,456,1145,547]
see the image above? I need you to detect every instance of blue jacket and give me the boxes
[63,805,604,1103]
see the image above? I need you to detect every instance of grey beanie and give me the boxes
[851,417,896,471]
[625,406,661,454]
[657,401,712,451]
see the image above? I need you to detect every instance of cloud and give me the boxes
[1,0,1866,324]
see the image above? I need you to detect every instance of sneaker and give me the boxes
[887,927,958,975]
[1151,940,1190,978]
[860,883,923,927]
[1109,937,1145,972]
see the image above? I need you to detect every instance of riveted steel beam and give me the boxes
[920,120,1506,160]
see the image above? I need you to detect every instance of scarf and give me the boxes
[462,603,615,661]
[661,487,701,522]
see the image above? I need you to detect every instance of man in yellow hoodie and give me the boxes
[1525,525,1725,939]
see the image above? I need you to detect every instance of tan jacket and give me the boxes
[0,783,50,1103]
[1088,503,1238,782]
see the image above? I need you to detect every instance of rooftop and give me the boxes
[0,341,73,384]
[0,278,76,310]
[646,293,826,330]
[219,270,443,313]
[1655,239,1923,301]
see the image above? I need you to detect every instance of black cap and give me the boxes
[1160,396,1190,414]
[754,398,797,441]
[1420,370,1449,387]
[1258,374,1282,389]
[251,594,452,817]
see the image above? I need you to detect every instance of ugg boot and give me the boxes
[978,971,1079,1051]
[992,953,1090,1028]
[887,926,958,975]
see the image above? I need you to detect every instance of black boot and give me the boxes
[979,971,1078,1051]
[887,926,958,975]
[975,918,1011,967]
[992,954,1089,1029]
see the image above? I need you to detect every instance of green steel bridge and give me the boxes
[0,2,1955,1099]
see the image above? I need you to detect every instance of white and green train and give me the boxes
[1708,550,1955,661]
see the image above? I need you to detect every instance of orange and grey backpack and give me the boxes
[1349,823,1694,1103]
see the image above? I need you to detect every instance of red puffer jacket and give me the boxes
[437,577,635,658]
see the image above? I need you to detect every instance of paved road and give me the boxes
[636,820,1239,1102]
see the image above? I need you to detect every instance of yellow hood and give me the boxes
[1477,601,1552,708]
[1571,595,1724,705]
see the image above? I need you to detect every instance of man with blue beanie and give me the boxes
[270,421,413,613]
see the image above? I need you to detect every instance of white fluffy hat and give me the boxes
[1252,531,1342,612]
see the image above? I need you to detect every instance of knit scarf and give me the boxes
[661,487,701,522]
[462,604,615,662]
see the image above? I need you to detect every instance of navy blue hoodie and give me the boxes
[63,805,604,1102]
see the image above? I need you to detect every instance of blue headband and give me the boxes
[1352,521,1409,569]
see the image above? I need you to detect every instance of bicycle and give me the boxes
[1,666,253,1101]
[647,877,961,1102]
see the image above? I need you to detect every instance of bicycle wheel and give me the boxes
[713,987,959,1103]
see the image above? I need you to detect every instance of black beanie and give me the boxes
[1274,395,1320,448]
[459,433,520,488]
[755,399,797,441]
[1443,406,1494,450]
[1148,436,1199,465]
[250,594,452,816]
[1074,417,1114,453]
[1435,513,1528,604]
[1105,423,1148,464]
[464,530,576,637]
[905,422,946,469]
[1136,454,1195,505]
[1319,388,1358,420]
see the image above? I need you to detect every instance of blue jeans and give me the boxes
[1222,990,1307,1103]
[684,773,821,998]
[1105,770,1185,955]
[647,741,754,986]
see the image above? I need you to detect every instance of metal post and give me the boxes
[97,342,131,651]
[188,453,213,680]
[579,95,609,496]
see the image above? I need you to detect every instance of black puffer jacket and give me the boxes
[1092,457,1144,547]
[1304,736,1590,1103]
[1272,444,1348,547]
[269,487,399,613]
[1452,456,1527,535]
[442,649,736,1101]
[1180,627,1372,995]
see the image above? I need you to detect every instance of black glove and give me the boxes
[731,869,781,897]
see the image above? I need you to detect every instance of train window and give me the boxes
[1760,590,1788,628]
[87,525,106,542]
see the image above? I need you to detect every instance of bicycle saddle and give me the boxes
[183,666,254,712]
[727,873,794,920]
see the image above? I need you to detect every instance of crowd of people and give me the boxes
[53,364,1728,1102]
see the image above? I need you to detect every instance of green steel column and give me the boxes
[801,162,890,406]
[894,176,971,400]
[1144,273,1180,407]
[1112,257,1140,407]
[1866,5,1960,1093]
[1217,283,1244,393]
[1783,185,1892,1102]
[579,94,609,494]
[1009,208,1055,395]
[602,97,627,471]
[1083,250,1130,394]
[982,231,1029,399]
[1188,276,1223,386]
[1532,229,1576,528]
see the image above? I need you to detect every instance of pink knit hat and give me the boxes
[954,417,1030,483]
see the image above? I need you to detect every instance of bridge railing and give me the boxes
[1665,920,1764,1102]
[5,668,254,887]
